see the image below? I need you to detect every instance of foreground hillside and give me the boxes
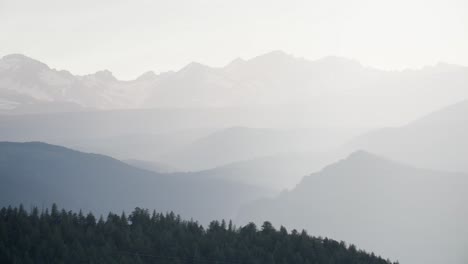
[0,205,396,264]
[238,151,468,264]
[0,142,273,224]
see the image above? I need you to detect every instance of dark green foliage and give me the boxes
[0,204,397,264]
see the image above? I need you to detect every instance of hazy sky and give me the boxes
[1,0,467,79]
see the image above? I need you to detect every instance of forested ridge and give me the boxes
[0,204,397,264]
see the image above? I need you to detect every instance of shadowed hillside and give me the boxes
[0,142,274,224]
[238,151,468,264]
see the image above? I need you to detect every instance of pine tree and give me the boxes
[0,205,397,264]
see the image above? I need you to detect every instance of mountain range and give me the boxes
[2,90,468,190]
[0,107,356,176]
[2,50,468,264]
[2,51,468,128]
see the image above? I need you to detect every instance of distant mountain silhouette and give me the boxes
[0,142,274,224]
[2,52,468,127]
[185,151,340,190]
[0,54,157,111]
[161,126,344,171]
[0,108,354,171]
[123,159,178,173]
[349,99,468,172]
[237,151,468,264]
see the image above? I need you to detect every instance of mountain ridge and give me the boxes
[348,99,468,172]
[4,51,466,81]
[2,51,468,128]
[237,149,468,264]
[0,141,274,224]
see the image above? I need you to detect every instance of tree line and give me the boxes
[0,204,397,264]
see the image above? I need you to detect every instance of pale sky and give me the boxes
[1,0,467,80]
